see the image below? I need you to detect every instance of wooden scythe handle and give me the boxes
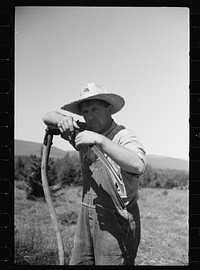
[41,128,65,265]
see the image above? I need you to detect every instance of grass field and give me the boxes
[15,183,188,265]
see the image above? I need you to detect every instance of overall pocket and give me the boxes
[114,210,136,239]
[96,205,127,236]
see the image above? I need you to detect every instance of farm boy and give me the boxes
[42,83,146,265]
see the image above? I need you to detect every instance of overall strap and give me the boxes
[79,120,127,210]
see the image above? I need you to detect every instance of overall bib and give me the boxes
[69,123,141,265]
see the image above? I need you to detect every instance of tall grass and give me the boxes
[15,183,188,265]
[136,188,188,265]
[15,184,78,265]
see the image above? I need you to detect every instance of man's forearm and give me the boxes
[96,135,145,175]
[42,111,64,126]
[42,111,65,127]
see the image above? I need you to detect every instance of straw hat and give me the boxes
[61,83,125,116]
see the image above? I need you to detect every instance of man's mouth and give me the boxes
[88,121,98,126]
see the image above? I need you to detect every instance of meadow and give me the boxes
[15,183,188,265]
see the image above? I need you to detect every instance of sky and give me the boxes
[15,7,189,160]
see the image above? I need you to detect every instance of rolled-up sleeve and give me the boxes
[116,129,147,172]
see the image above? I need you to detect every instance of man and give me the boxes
[42,83,146,265]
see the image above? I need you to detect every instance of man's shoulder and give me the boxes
[113,127,141,144]
[115,127,136,137]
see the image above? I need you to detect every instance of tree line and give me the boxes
[15,149,189,200]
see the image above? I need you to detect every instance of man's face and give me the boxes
[80,100,112,134]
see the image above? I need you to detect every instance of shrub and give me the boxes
[26,153,58,200]
[15,180,28,191]
[58,211,78,225]
[15,157,28,181]
[139,165,189,189]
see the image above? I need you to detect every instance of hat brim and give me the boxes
[61,93,125,116]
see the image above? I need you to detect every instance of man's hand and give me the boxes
[42,111,80,135]
[57,115,80,133]
[57,116,80,143]
[42,111,81,147]
[75,130,103,148]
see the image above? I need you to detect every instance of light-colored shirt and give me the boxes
[78,120,146,205]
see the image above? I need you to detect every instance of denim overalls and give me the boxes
[69,121,141,265]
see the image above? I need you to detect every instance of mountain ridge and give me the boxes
[15,139,189,171]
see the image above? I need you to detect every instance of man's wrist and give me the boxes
[95,134,106,147]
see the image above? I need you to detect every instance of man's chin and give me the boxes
[88,125,101,133]
[90,127,100,133]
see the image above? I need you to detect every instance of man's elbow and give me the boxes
[131,159,146,175]
[42,114,50,125]
[42,112,55,126]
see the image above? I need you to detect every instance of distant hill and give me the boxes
[15,139,189,171]
[146,155,189,171]
[15,139,67,160]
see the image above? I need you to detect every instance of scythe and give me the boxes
[40,124,126,265]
